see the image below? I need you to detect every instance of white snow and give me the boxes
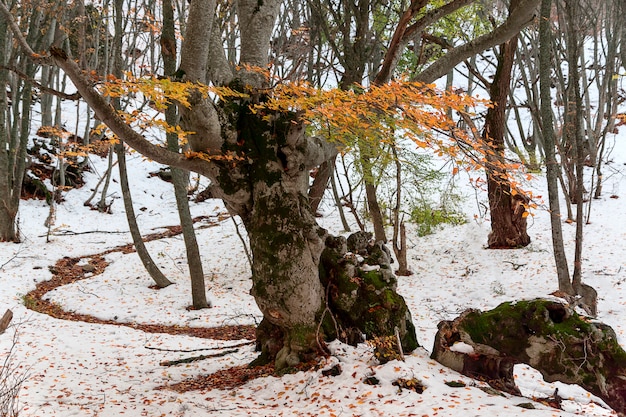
[2,88,626,416]
[1,140,624,417]
[360,264,381,272]
[449,341,475,355]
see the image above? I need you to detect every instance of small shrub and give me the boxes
[409,203,466,236]
[1,329,28,417]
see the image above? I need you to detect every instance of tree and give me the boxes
[0,1,58,242]
[3,0,540,367]
[538,0,597,315]
[161,0,210,308]
[111,0,173,289]
[539,0,572,294]
[0,8,17,242]
[482,3,531,249]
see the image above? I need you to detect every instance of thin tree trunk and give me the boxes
[97,147,114,212]
[365,181,387,243]
[115,143,173,288]
[113,0,171,288]
[539,0,572,294]
[392,144,411,275]
[162,0,209,309]
[0,9,18,242]
[330,161,350,232]
[308,159,334,215]
[565,0,584,292]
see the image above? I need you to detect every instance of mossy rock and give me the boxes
[432,299,626,416]
[319,233,419,353]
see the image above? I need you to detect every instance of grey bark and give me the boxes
[414,0,540,84]
[114,142,173,288]
[539,0,572,294]
[162,0,209,309]
[0,9,18,242]
[113,0,172,288]
[0,3,47,242]
[563,0,585,292]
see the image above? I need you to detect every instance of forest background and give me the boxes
[1,0,626,416]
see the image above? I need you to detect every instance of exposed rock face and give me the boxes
[432,299,626,416]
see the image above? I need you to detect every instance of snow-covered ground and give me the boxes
[1,133,625,416]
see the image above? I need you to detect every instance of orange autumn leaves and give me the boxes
[96,73,529,202]
[252,80,482,154]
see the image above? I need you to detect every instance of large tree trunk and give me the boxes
[484,31,530,249]
[247,187,327,369]
[432,300,626,416]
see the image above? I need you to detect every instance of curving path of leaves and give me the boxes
[23,220,256,342]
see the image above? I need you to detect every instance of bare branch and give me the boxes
[0,65,79,100]
[415,0,540,84]
[0,1,49,64]
[48,47,214,178]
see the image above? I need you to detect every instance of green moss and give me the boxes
[217,93,299,196]
[289,324,316,348]
[461,300,549,357]
[335,272,359,294]
[402,319,419,351]
[382,289,399,309]
[361,270,387,290]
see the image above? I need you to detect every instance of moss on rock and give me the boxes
[432,299,626,415]
[319,232,419,353]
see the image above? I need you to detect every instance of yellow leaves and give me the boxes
[38,125,72,140]
[251,78,486,157]
[99,73,209,110]
[184,150,244,163]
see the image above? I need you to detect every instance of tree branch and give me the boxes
[375,0,472,85]
[0,1,49,64]
[48,47,215,178]
[0,65,80,100]
[415,0,540,83]
[159,349,238,366]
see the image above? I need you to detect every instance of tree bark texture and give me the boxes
[432,300,626,416]
[308,159,334,215]
[0,9,26,242]
[115,142,173,288]
[484,33,530,248]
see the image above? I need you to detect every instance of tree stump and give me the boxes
[431,299,626,416]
